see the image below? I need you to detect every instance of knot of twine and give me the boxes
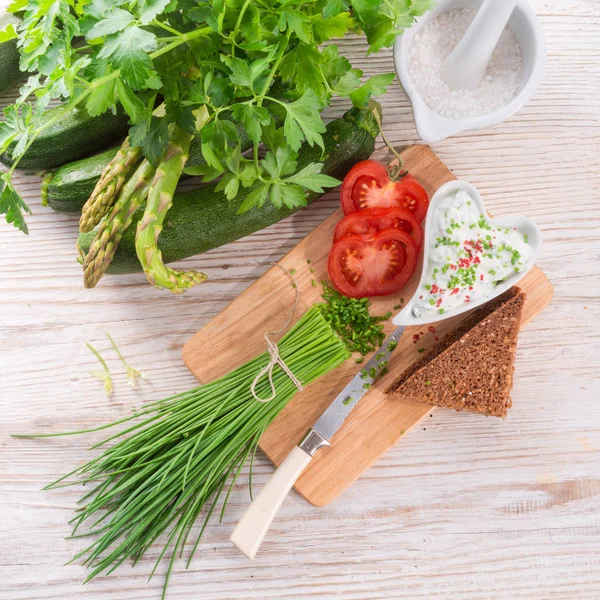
[251,264,304,403]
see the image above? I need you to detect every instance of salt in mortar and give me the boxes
[408,8,523,119]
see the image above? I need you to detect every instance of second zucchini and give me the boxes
[1,104,131,171]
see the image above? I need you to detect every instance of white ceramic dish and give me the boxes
[393,180,542,327]
[393,0,546,142]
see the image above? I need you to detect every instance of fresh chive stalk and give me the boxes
[16,305,349,596]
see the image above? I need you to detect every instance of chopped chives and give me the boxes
[319,282,391,356]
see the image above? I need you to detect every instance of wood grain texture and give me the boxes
[182,145,554,507]
[1,1,600,598]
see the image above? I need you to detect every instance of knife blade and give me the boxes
[230,326,405,559]
[312,325,405,441]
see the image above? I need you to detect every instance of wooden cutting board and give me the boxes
[182,145,554,507]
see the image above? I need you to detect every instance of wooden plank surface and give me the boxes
[183,145,554,506]
[1,1,600,598]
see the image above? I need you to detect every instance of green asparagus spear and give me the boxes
[135,126,207,294]
[82,160,155,289]
[79,139,143,233]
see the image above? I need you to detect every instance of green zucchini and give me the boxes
[78,104,380,275]
[1,104,130,171]
[47,142,202,213]
[45,147,120,212]
[0,12,21,94]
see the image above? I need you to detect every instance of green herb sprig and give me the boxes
[86,342,112,397]
[107,333,144,387]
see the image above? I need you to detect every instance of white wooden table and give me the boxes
[1,1,599,598]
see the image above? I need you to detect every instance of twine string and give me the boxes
[250,264,304,403]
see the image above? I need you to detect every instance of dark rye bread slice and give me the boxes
[386,287,525,418]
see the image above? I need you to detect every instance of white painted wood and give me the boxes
[1,1,599,598]
[231,446,314,560]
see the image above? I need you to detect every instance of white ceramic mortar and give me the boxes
[393,0,546,142]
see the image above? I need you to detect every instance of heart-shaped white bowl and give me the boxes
[393,180,542,327]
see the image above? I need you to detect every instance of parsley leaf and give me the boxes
[130,116,170,166]
[279,43,325,95]
[350,73,395,107]
[202,119,239,150]
[99,26,158,89]
[237,182,270,214]
[332,69,362,94]
[0,23,18,43]
[0,173,31,234]
[322,0,350,19]
[86,79,117,116]
[0,123,19,155]
[214,143,246,199]
[138,0,172,24]
[350,0,381,32]
[278,10,312,44]
[228,56,271,93]
[282,90,326,151]
[117,80,148,123]
[85,8,135,39]
[236,147,336,213]
[261,121,286,151]
[262,147,297,179]
[0,104,32,157]
[284,162,341,192]
[215,173,240,200]
[270,182,306,209]
[364,18,402,54]
[320,44,352,82]
[230,103,270,145]
[312,13,353,44]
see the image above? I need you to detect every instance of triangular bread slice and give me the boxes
[386,287,525,418]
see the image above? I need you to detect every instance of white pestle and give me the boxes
[442,0,518,90]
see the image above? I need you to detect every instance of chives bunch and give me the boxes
[19,306,349,596]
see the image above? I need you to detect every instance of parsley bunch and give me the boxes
[0,0,434,235]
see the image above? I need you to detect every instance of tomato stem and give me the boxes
[372,108,408,182]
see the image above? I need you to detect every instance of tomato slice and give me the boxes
[327,229,418,298]
[333,207,423,250]
[397,178,429,222]
[340,160,429,222]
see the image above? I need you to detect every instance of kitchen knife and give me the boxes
[230,326,405,559]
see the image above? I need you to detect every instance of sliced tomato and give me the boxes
[333,207,423,250]
[327,229,418,298]
[340,160,429,222]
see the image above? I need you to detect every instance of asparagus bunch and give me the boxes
[79,139,143,233]
[135,126,207,293]
[81,125,207,292]
[82,160,155,289]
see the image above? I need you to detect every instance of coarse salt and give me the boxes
[408,8,523,119]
